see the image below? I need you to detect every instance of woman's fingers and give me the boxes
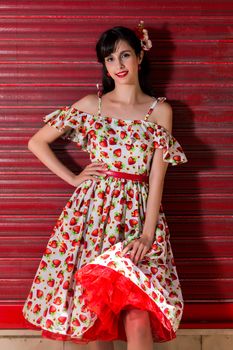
[120,241,134,257]
[129,240,141,261]
[121,239,150,264]
[137,246,148,264]
[86,170,107,176]
[121,240,140,261]
[82,162,108,181]
[131,242,145,264]
[87,162,108,170]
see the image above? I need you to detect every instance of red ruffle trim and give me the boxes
[75,264,176,343]
[23,264,176,344]
[23,318,91,344]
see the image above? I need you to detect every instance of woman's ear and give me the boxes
[138,50,144,64]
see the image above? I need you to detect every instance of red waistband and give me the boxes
[103,170,149,183]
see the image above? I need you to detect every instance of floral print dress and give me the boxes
[22,94,188,344]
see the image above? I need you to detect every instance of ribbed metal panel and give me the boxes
[0,0,232,327]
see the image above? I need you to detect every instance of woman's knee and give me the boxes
[123,309,151,336]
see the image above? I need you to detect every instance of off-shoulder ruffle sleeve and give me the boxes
[153,125,188,166]
[43,106,88,150]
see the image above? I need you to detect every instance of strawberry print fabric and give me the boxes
[22,100,188,344]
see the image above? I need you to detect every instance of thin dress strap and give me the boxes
[144,97,167,121]
[98,95,102,117]
[96,83,102,117]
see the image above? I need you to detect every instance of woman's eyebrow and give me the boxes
[107,50,131,57]
[118,50,131,54]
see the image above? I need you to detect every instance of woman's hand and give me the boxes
[70,161,108,187]
[120,234,154,265]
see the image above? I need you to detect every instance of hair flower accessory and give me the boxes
[134,20,152,51]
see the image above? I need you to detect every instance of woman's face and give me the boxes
[104,39,143,84]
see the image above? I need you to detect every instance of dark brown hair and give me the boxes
[95,25,155,96]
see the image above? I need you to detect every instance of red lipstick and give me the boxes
[115,71,128,78]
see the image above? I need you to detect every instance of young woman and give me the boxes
[22,22,188,350]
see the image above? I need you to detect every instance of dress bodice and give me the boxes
[43,100,188,176]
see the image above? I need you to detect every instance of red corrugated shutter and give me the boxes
[0,1,232,328]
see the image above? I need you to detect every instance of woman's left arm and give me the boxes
[120,102,173,264]
[142,102,173,238]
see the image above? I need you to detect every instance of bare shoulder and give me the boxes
[71,94,98,114]
[151,99,173,133]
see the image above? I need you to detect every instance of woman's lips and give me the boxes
[115,71,128,78]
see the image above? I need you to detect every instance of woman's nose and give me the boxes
[118,59,125,68]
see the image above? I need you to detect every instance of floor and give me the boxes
[0,329,233,350]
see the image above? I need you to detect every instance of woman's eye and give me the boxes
[106,53,130,62]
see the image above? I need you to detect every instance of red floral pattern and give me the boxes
[22,102,188,344]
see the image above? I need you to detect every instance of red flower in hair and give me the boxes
[134,20,152,51]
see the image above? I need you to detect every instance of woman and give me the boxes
[22,22,188,350]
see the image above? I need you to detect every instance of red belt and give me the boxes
[102,170,149,183]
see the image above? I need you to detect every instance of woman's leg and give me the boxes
[123,309,153,350]
[88,340,114,350]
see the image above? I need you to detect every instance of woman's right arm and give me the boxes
[28,123,107,187]
[28,123,81,186]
